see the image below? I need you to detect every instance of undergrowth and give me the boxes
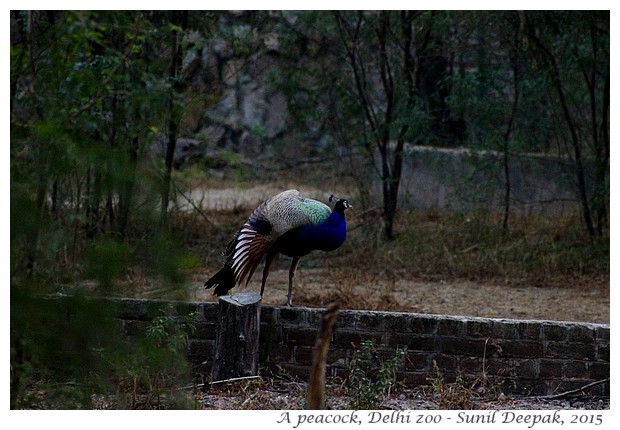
[425,338,508,410]
[11,297,200,409]
[348,340,407,409]
[332,208,609,288]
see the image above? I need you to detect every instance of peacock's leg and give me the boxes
[260,250,278,297]
[287,256,301,307]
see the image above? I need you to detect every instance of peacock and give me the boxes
[204,189,351,306]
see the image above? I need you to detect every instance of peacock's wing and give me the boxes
[265,189,332,233]
[228,189,331,286]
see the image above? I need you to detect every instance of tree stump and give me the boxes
[211,292,262,382]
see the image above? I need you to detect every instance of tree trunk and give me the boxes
[595,66,610,235]
[502,53,521,236]
[160,11,187,228]
[117,135,138,237]
[86,167,102,239]
[211,293,262,382]
[525,13,595,237]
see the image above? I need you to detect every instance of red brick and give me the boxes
[498,339,543,358]
[542,324,569,341]
[563,361,589,379]
[539,359,563,378]
[597,343,610,362]
[546,342,596,360]
[333,330,384,349]
[514,359,539,379]
[409,316,438,334]
[437,318,466,336]
[568,325,595,343]
[590,362,610,380]
[465,320,494,337]
[405,352,430,371]
[439,336,488,356]
[279,306,308,325]
[432,353,458,371]
[397,371,430,386]
[388,333,436,351]
[284,327,319,346]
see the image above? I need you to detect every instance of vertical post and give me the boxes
[307,302,339,409]
[211,292,262,382]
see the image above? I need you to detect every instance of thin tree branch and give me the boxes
[535,378,609,400]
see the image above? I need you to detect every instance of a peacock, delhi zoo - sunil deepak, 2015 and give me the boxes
[204,189,351,306]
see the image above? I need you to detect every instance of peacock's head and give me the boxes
[329,194,352,213]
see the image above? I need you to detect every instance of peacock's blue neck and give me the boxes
[278,210,347,256]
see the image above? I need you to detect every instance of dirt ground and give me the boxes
[199,379,610,410]
[190,268,609,324]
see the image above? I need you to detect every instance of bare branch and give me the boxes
[535,378,609,400]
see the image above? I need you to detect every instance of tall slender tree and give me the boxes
[333,11,432,239]
[523,11,609,237]
[160,11,189,228]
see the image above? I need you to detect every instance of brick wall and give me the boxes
[112,297,609,397]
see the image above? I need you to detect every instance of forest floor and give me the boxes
[198,378,610,410]
[188,269,609,324]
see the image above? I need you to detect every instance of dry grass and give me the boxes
[181,187,609,285]
[341,208,608,285]
[176,197,608,323]
[199,371,609,410]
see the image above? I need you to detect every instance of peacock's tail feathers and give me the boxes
[230,223,274,286]
[204,264,236,296]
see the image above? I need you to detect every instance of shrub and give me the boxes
[348,339,406,409]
